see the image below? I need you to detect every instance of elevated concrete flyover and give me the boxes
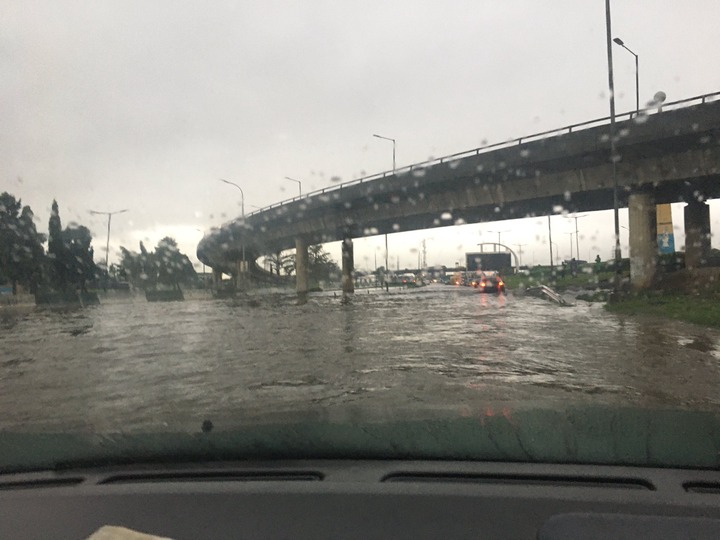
[198,92,720,293]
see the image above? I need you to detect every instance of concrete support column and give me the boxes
[295,237,309,295]
[628,191,658,289]
[342,235,355,295]
[212,269,222,288]
[684,200,711,269]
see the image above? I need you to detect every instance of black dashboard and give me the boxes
[2,460,720,539]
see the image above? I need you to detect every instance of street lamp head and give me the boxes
[613,37,624,46]
[89,208,129,215]
[373,133,395,142]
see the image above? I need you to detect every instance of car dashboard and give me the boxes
[1,459,720,539]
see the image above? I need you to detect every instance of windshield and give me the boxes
[2,0,720,472]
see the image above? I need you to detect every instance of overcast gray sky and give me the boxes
[3,0,720,269]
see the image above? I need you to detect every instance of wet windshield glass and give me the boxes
[1,0,720,470]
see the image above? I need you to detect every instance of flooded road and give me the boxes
[2,284,720,432]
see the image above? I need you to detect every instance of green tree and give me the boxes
[119,246,142,287]
[46,200,97,292]
[63,223,97,292]
[121,238,196,291]
[265,250,294,276]
[282,253,296,276]
[154,237,197,290]
[0,192,45,294]
[47,199,69,290]
[307,244,340,284]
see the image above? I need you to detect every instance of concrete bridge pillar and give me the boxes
[628,191,658,289]
[342,236,354,295]
[684,200,711,269]
[295,237,309,295]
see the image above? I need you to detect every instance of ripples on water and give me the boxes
[1,285,720,431]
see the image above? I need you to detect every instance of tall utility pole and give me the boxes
[514,243,526,267]
[605,0,622,290]
[89,208,129,270]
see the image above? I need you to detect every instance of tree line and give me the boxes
[0,193,95,295]
[119,237,196,290]
[0,191,197,295]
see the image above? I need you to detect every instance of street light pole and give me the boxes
[284,176,302,197]
[89,208,129,270]
[605,0,622,291]
[613,37,639,116]
[550,242,559,263]
[373,133,396,277]
[570,214,588,262]
[219,179,244,218]
[564,232,574,260]
[488,230,510,252]
[373,134,396,173]
[219,179,246,274]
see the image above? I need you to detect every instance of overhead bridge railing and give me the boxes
[246,90,720,219]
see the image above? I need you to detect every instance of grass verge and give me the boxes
[605,291,720,328]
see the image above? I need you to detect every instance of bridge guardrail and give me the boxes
[246,90,720,218]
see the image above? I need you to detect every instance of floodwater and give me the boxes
[2,284,720,432]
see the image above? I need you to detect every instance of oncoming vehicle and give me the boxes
[472,271,506,294]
